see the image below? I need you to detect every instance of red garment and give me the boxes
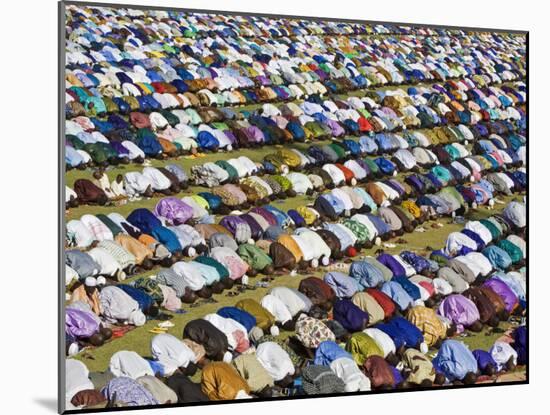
[365,288,396,319]
[335,163,356,184]
[358,117,374,132]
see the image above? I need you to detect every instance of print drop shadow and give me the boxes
[34,398,57,413]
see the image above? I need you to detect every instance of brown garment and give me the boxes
[269,241,297,269]
[363,355,395,389]
[73,179,108,205]
[201,362,250,400]
[316,229,342,255]
[479,286,507,315]
[277,235,303,262]
[299,277,335,306]
[463,287,497,323]
[366,183,387,206]
[71,390,106,408]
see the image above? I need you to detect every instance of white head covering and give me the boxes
[96,276,106,286]
[151,334,196,375]
[109,350,154,379]
[330,357,371,392]
[84,277,97,287]
[363,328,396,357]
[129,310,146,326]
[66,359,94,402]
[256,342,295,381]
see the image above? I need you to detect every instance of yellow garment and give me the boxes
[235,298,276,331]
[402,200,423,219]
[277,234,304,262]
[296,206,318,226]
[403,349,436,384]
[346,332,384,365]
[406,306,447,347]
[201,362,250,400]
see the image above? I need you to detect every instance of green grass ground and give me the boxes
[66,83,526,381]
[71,195,522,374]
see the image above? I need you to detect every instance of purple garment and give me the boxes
[400,251,431,273]
[482,278,519,313]
[323,272,359,298]
[438,294,480,333]
[240,214,264,239]
[377,254,406,277]
[223,130,237,145]
[245,126,264,143]
[101,377,159,406]
[250,207,278,226]
[110,141,130,156]
[333,299,369,332]
[326,119,345,136]
[220,215,250,237]
[65,308,99,339]
[473,349,497,370]
[154,198,193,225]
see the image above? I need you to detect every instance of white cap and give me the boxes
[96,276,106,286]
[187,247,196,257]
[375,236,382,246]
[223,351,233,363]
[420,342,429,354]
[321,256,330,266]
[489,199,495,208]
[128,310,146,326]
[281,164,289,174]
[350,178,357,186]
[247,238,255,245]
[241,275,249,285]
[270,325,280,336]
[84,277,97,287]
[68,342,80,357]
[311,258,319,269]
[227,145,233,152]
[392,170,397,177]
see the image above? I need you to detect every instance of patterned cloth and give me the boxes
[101,377,159,407]
[295,314,336,349]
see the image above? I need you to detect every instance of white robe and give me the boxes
[151,334,196,375]
[256,342,295,381]
[109,350,154,379]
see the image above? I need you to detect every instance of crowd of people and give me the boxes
[63,3,527,411]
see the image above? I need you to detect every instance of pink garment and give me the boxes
[232,330,250,353]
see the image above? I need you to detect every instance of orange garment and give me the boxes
[277,234,304,262]
[70,285,102,315]
[115,234,153,265]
